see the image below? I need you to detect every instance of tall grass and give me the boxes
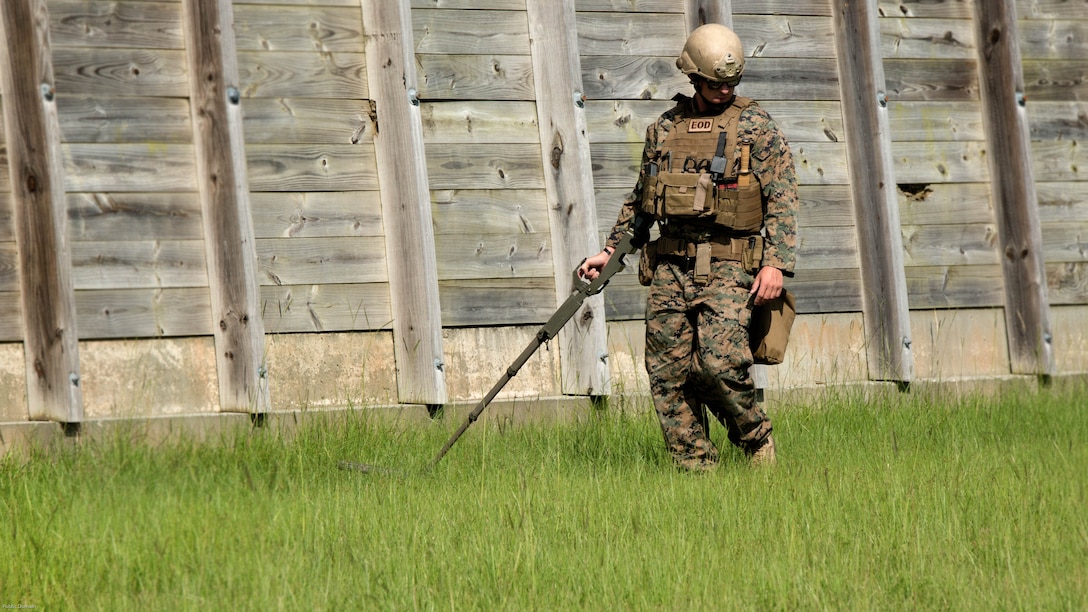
[2,382,1086,610]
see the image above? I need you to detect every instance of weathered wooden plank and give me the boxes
[887,100,984,141]
[256,236,387,286]
[439,277,556,327]
[420,101,539,144]
[70,240,208,289]
[56,95,192,143]
[883,58,979,101]
[2,0,84,421]
[600,273,648,320]
[431,189,550,235]
[52,48,189,97]
[67,192,203,241]
[585,99,674,143]
[410,0,525,9]
[48,0,184,49]
[903,264,1006,309]
[237,50,367,98]
[245,144,379,191]
[879,18,975,60]
[0,195,13,242]
[0,291,24,341]
[1047,262,1088,305]
[1016,20,1088,61]
[901,223,1000,266]
[795,225,859,271]
[897,182,994,225]
[184,0,269,412]
[528,0,608,395]
[235,0,358,6]
[413,9,529,55]
[1031,140,1086,182]
[576,0,683,11]
[233,4,364,52]
[796,185,856,227]
[575,12,687,56]
[733,1,829,16]
[417,54,535,100]
[242,98,373,145]
[1037,182,1088,222]
[975,0,1053,374]
[250,191,383,238]
[0,242,18,291]
[1039,223,1088,263]
[63,143,197,191]
[875,2,971,19]
[434,232,553,280]
[426,143,544,189]
[361,0,446,405]
[75,287,213,339]
[1027,101,1088,141]
[875,0,1088,20]
[734,15,838,59]
[891,141,990,183]
[784,268,864,314]
[259,283,392,333]
[757,100,845,142]
[1022,60,1088,102]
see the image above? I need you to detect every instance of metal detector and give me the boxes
[338,215,650,475]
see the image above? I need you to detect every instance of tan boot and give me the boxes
[750,435,776,467]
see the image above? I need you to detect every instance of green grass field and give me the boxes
[2,382,1086,610]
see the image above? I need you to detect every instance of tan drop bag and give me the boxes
[749,289,796,365]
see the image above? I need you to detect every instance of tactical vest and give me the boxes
[638,96,763,233]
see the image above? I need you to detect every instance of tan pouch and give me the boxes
[749,289,796,365]
[638,239,659,286]
[657,172,715,217]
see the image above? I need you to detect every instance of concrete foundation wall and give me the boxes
[0,305,1086,423]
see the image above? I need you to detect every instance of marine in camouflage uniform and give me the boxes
[580,24,798,471]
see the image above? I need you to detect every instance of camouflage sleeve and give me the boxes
[743,106,799,274]
[604,121,659,251]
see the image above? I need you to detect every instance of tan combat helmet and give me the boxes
[676,23,745,83]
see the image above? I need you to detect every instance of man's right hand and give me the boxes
[577,249,613,281]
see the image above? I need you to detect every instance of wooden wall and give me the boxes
[0,0,1084,420]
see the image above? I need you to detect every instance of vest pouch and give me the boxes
[638,175,661,217]
[657,172,715,218]
[638,239,659,286]
[713,183,764,233]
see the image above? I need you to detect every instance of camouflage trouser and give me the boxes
[645,257,772,469]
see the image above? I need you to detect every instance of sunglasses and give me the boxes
[703,77,741,89]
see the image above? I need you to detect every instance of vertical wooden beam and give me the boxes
[182,0,269,412]
[527,0,608,396]
[685,0,733,30]
[831,0,914,383]
[0,0,83,422]
[360,0,446,405]
[972,0,1054,376]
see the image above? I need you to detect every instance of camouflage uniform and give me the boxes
[604,94,799,470]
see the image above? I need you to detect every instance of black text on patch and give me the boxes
[688,119,714,133]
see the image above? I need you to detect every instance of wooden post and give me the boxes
[831,0,914,383]
[182,0,269,413]
[0,0,83,422]
[685,0,733,30]
[972,0,1054,376]
[360,0,447,405]
[526,0,609,396]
